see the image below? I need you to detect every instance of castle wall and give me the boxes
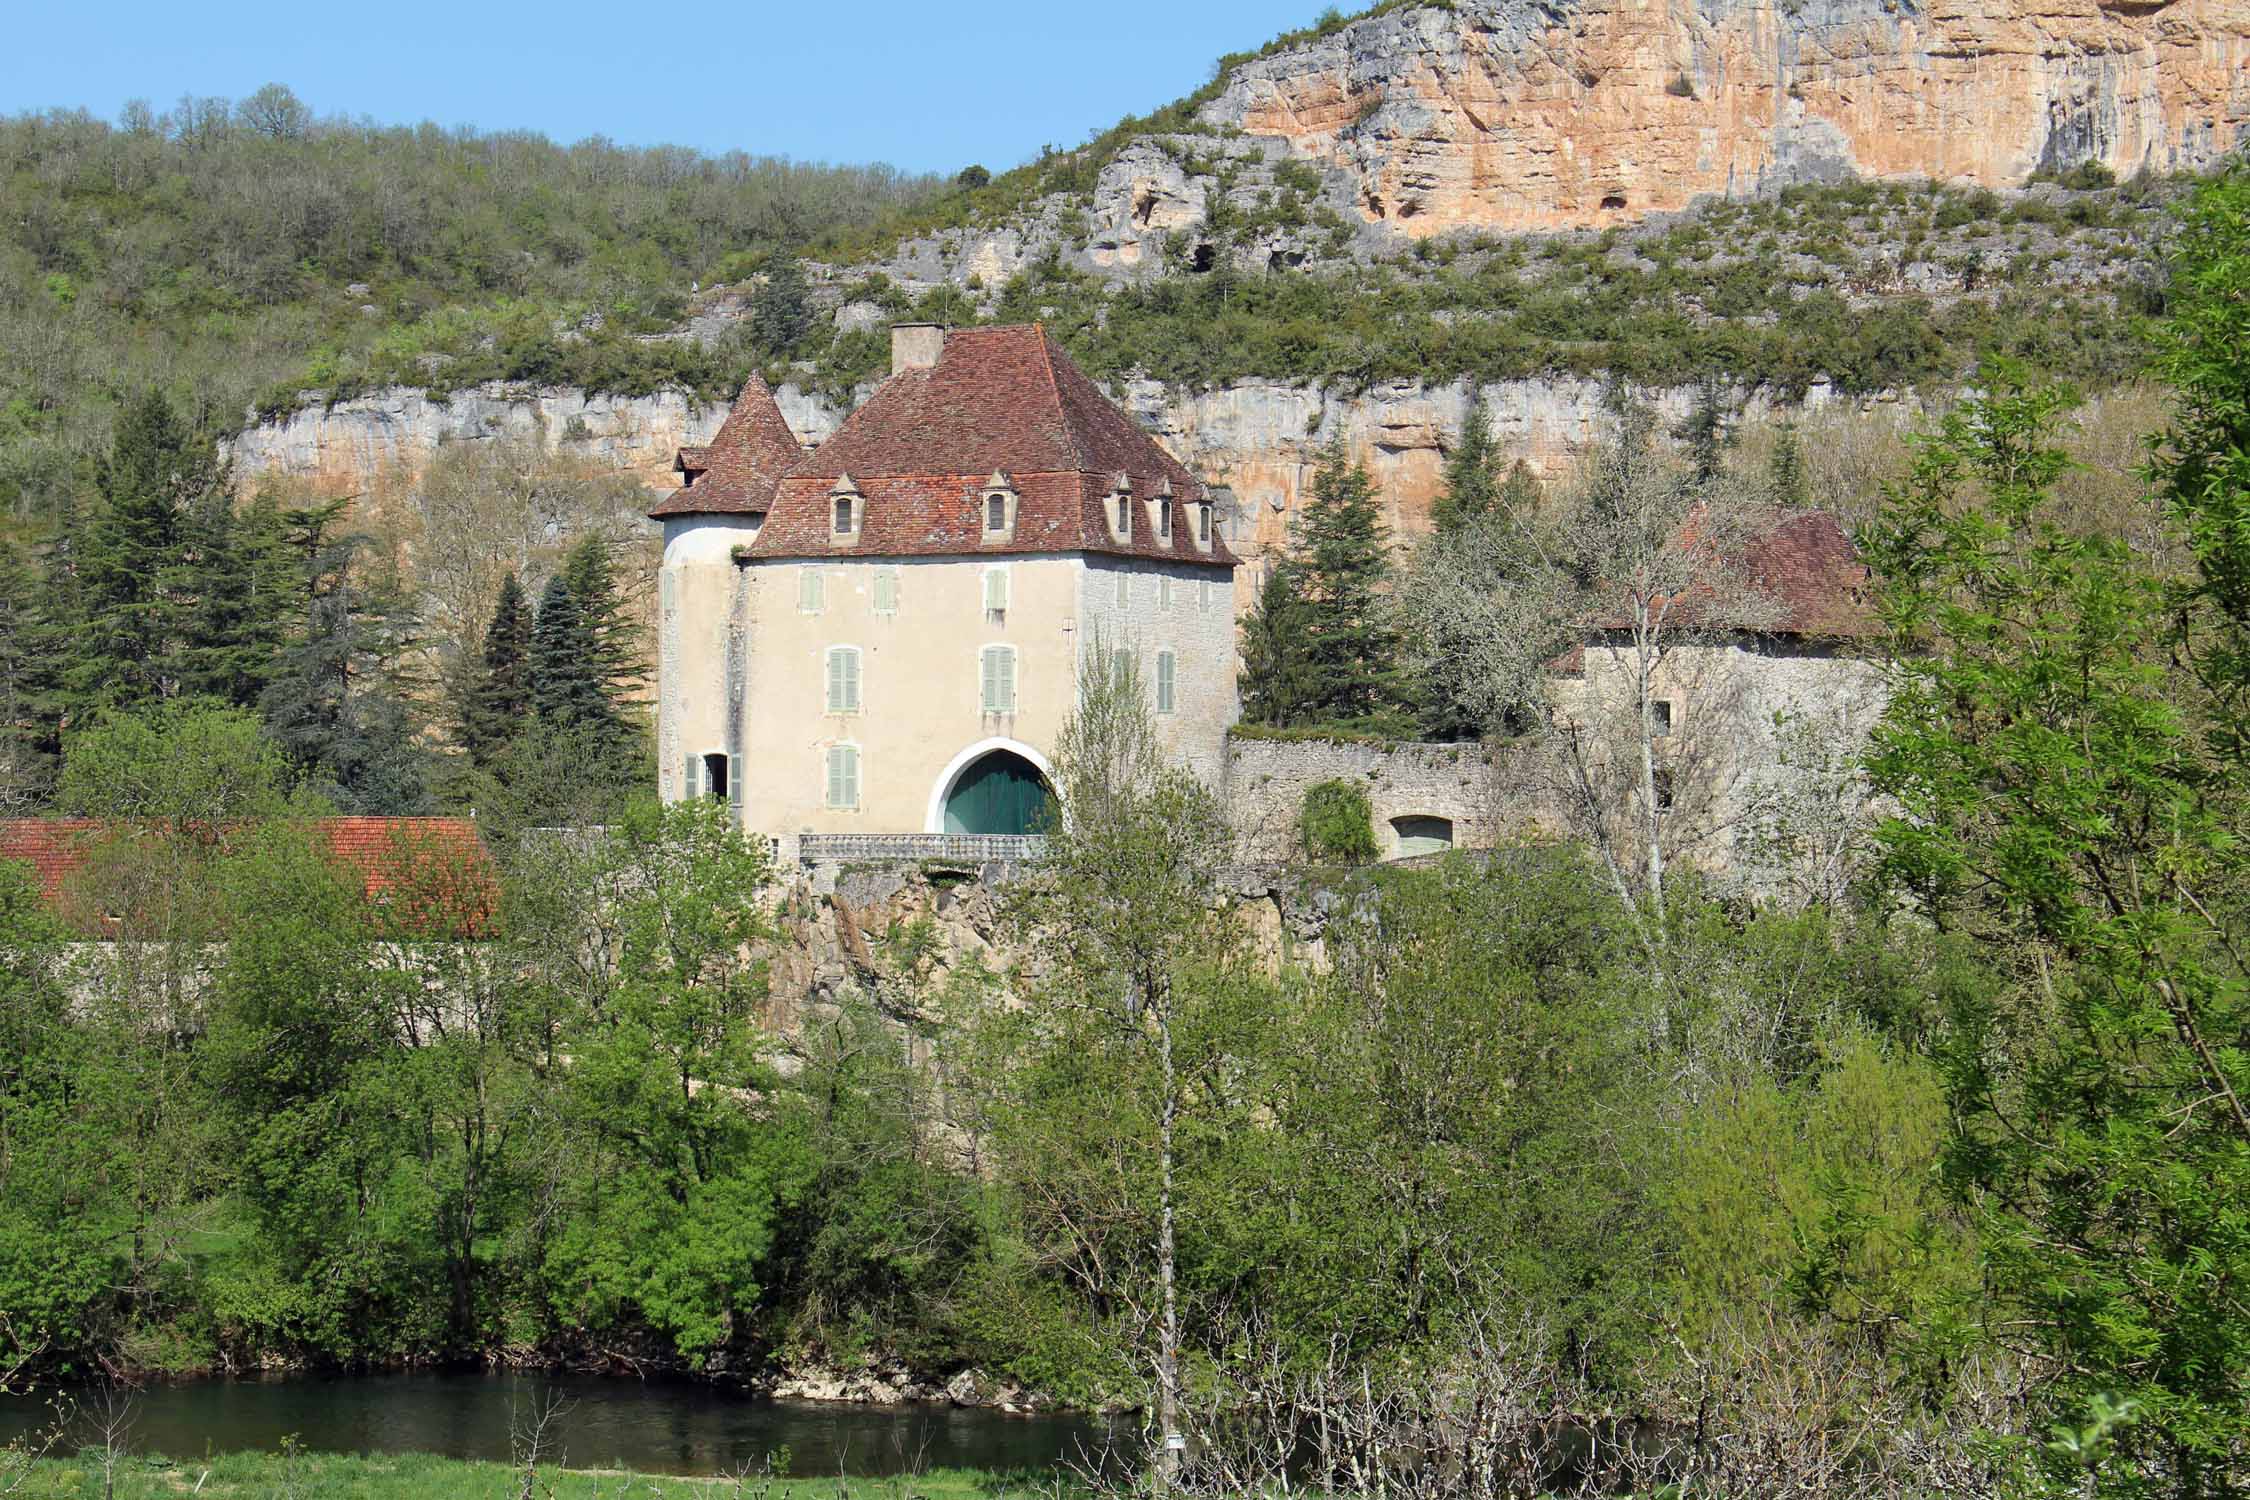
[1222,734,1515,862]
[1078,557,1240,788]
[658,516,763,806]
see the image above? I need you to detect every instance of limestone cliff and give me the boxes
[1198,0,2249,233]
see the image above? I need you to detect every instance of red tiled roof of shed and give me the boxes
[751,325,1237,568]
[0,817,498,935]
[649,376,802,520]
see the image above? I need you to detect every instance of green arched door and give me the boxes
[943,751,1051,836]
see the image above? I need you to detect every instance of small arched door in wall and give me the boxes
[1391,815,1455,859]
[942,750,1052,836]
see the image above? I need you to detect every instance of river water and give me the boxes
[0,1373,1131,1478]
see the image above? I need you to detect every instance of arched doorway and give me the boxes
[941,749,1052,836]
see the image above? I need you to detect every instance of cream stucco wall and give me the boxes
[658,516,762,805]
[658,545,1241,835]
[741,553,1081,836]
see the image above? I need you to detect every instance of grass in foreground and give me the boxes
[11,1451,1083,1500]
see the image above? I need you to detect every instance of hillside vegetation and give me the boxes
[0,89,940,516]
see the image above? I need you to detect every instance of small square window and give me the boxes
[1652,699,1675,735]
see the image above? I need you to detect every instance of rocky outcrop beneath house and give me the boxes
[1197,0,2250,235]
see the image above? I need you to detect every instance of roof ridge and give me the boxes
[1030,325,1090,476]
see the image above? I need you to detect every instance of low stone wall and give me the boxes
[1221,732,1515,862]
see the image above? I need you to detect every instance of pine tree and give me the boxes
[66,391,214,713]
[177,488,295,710]
[750,257,813,358]
[460,572,532,768]
[558,537,643,710]
[0,536,63,809]
[1497,459,1541,518]
[1676,374,1734,487]
[258,525,432,814]
[1238,562,1317,729]
[1768,421,1809,507]
[528,574,613,736]
[1432,404,1502,537]
[1292,441,1409,732]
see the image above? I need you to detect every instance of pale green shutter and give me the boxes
[1200,579,1214,611]
[873,568,898,614]
[826,745,858,809]
[685,754,700,800]
[800,568,824,612]
[1159,576,1173,611]
[1115,572,1130,609]
[982,647,1015,713]
[1157,652,1176,714]
[844,649,860,711]
[998,647,1016,712]
[980,648,998,712]
[826,648,860,713]
[985,567,1009,612]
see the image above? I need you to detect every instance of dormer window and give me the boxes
[1148,477,1174,546]
[1105,472,1133,544]
[981,471,1018,544]
[1193,501,1213,549]
[829,474,862,544]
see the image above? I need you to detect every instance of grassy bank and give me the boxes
[11,1451,1078,1499]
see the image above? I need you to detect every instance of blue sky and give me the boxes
[4,0,1328,175]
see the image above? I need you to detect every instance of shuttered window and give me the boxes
[825,646,861,713]
[984,566,1010,614]
[980,645,1017,714]
[1159,576,1174,611]
[1200,578,1215,612]
[799,568,824,613]
[684,754,701,799]
[1110,648,1133,690]
[825,745,860,810]
[1156,651,1177,714]
[1114,572,1130,609]
[872,568,898,614]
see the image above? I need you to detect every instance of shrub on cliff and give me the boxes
[1299,778,1377,864]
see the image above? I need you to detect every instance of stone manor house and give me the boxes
[653,320,1880,876]
[651,323,1239,856]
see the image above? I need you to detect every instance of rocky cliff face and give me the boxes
[1198,0,2248,233]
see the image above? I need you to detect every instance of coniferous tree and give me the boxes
[177,489,296,711]
[1676,375,1735,487]
[65,391,215,714]
[460,572,532,768]
[1768,421,1810,508]
[1291,441,1410,731]
[259,521,432,814]
[528,574,614,737]
[1432,404,1502,537]
[558,537,644,712]
[750,257,813,358]
[1497,458,1542,518]
[0,536,63,809]
[1238,562,1317,729]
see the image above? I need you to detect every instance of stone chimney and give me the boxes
[891,322,945,375]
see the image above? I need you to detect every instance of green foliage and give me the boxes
[56,702,294,828]
[1432,402,1503,536]
[1273,441,1412,733]
[1863,362,2250,1490]
[1298,778,1377,864]
[1236,562,1317,729]
[457,572,530,770]
[0,101,940,515]
[750,257,815,359]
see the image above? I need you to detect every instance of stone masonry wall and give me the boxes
[1222,732,1521,862]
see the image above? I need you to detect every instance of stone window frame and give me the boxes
[829,474,863,546]
[981,471,1019,545]
[1105,473,1134,545]
[1155,651,1177,715]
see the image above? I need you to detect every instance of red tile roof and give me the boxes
[649,376,803,520]
[0,817,497,936]
[1591,508,1872,638]
[750,325,1238,569]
